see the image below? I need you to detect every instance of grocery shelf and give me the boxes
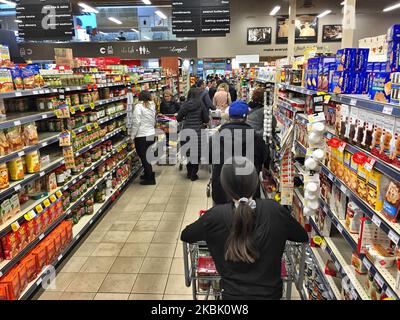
[95,95,127,106]
[0,131,60,165]
[0,111,55,131]
[74,127,124,157]
[0,213,66,277]
[295,113,309,126]
[0,88,60,99]
[277,99,299,113]
[294,188,305,207]
[73,111,127,134]
[321,165,400,246]
[319,198,359,251]
[18,165,142,300]
[362,256,400,299]
[309,217,370,300]
[278,83,400,118]
[0,155,64,202]
[64,82,125,92]
[325,131,400,184]
[0,137,129,238]
[294,141,307,154]
[309,246,342,300]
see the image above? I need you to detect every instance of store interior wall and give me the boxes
[197,0,400,58]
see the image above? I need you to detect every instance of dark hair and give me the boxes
[252,88,265,104]
[196,79,205,88]
[220,157,260,264]
[188,87,202,101]
[138,90,152,108]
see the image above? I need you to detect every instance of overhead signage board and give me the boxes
[172,0,230,38]
[16,0,73,41]
[18,40,198,60]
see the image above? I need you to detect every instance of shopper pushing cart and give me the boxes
[181,157,309,300]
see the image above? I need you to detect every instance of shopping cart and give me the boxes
[182,211,307,300]
[156,114,181,167]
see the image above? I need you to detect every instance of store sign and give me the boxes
[19,40,198,60]
[16,0,73,41]
[172,0,230,37]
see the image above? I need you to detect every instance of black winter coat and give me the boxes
[177,99,210,159]
[209,122,269,204]
[160,100,180,115]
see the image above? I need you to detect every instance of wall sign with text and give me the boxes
[172,0,230,37]
[16,0,74,41]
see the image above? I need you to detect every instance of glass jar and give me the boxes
[55,167,65,186]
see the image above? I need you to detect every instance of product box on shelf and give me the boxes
[371,114,385,155]
[358,217,391,254]
[356,49,370,72]
[368,72,392,103]
[337,49,357,72]
[388,24,400,43]
[387,41,400,73]
[392,72,400,104]
[0,268,20,300]
[391,117,400,166]
[379,115,395,163]
[381,181,400,222]
[315,208,332,237]
[366,169,390,212]
[357,165,370,202]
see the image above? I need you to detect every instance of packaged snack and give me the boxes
[7,157,24,181]
[356,49,370,72]
[15,263,28,292]
[0,130,10,156]
[0,283,10,300]
[31,245,47,272]
[25,218,38,243]
[22,123,39,146]
[1,231,20,260]
[25,151,40,173]
[0,163,9,189]
[346,202,363,234]
[358,217,391,254]
[369,72,392,103]
[367,170,390,211]
[343,151,352,186]
[22,68,35,90]
[336,48,357,71]
[357,165,369,201]
[348,156,359,192]
[0,269,21,300]
[6,126,24,152]
[0,199,12,223]
[347,107,359,143]
[363,111,375,151]
[0,69,14,93]
[11,68,23,90]
[387,41,400,73]
[371,124,384,157]
[16,224,29,252]
[366,244,396,268]
[352,252,367,274]
[46,172,57,193]
[21,254,37,282]
[382,181,400,222]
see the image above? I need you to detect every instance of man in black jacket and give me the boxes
[209,100,269,204]
[196,79,215,110]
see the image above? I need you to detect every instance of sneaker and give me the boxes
[187,172,191,179]
[191,175,199,181]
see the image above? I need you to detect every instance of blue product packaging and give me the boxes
[373,62,382,72]
[306,58,316,90]
[380,62,388,72]
[356,49,369,71]
[387,41,400,72]
[336,48,357,71]
[366,62,374,72]
[317,57,336,92]
[331,71,354,94]
[368,72,391,103]
[387,24,400,42]
[353,72,368,94]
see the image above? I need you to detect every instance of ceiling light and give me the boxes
[269,5,281,16]
[78,2,99,13]
[317,10,332,18]
[108,17,122,24]
[142,0,151,4]
[14,19,22,23]
[0,0,16,7]
[155,10,167,19]
[143,35,151,40]
[383,2,400,12]
[131,28,139,33]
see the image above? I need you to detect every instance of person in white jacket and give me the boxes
[130,90,157,185]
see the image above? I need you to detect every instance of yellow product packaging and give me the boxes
[348,156,359,192]
[343,151,352,185]
[367,170,390,211]
[25,151,40,173]
[357,165,369,201]
[329,147,338,174]
[336,148,345,181]
[7,157,24,181]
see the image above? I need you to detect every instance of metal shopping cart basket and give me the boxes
[182,212,307,300]
[156,114,183,167]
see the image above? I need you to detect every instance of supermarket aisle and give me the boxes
[34,165,213,300]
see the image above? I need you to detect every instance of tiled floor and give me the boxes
[34,164,301,300]
[34,165,213,300]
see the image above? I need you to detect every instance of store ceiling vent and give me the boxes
[301,0,314,8]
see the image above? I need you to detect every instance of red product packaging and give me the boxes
[26,218,38,243]
[1,231,20,260]
[17,224,29,252]
[45,238,56,264]
[15,263,28,293]
[52,233,62,256]
[58,226,67,248]
[0,283,10,300]
[21,254,38,282]
[31,245,48,273]
[46,207,54,226]
[0,269,21,300]
[63,221,73,242]
[39,211,49,233]
[54,199,63,218]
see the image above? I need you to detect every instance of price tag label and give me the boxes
[58,255,63,261]
[363,257,372,271]
[11,221,20,232]
[89,219,93,225]
[334,260,340,270]
[42,141,48,147]
[371,215,382,228]
[388,230,400,244]
[338,141,347,152]
[14,184,21,192]
[39,233,45,240]
[351,289,358,300]
[328,173,334,181]
[42,114,48,119]
[15,92,22,97]
[14,120,21,126]
[43,199,51,208]
[90,102,95,109]
[18,151,25,157]
[56,191,63,198]
[33,90,38,95]
[86,124,92,132]
[35,204,44,214]
[383,106,393,115]
[374,274,384,288]
[24,210,36,221]
[79,105,85,112]
[70,107,76,115]
[94,122,99,129]
[320,240,327,251]
[50,195,57,203]
[340,184,348,195]
[337,224,344,234]
[364,157,376,172]
[308,112,326,123]
[350,98,357,106]
[386,288,396,299]
[39,90,44,94]
[40,171,46,177]
[76,234,80,240]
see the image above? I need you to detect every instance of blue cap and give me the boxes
[229,100,249,119]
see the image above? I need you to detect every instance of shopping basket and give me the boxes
[182,210,307,300]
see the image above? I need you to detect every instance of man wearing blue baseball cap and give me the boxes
[209,100,270,204]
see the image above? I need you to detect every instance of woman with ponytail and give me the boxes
[181,157,308,300]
